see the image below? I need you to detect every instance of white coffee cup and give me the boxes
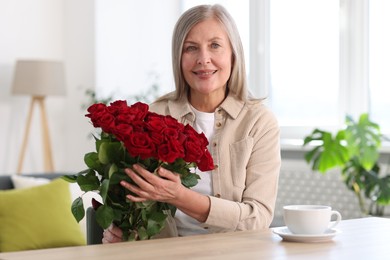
[283,205,342,235]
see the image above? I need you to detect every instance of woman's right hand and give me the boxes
[102,224,123,244]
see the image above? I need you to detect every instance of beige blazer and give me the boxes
[150,92,281,237]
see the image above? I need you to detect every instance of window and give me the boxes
[269,0,339,127]
[253,0,389,143]
[95,1,389,147]
[369,0,390,134]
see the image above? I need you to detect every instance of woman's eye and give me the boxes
[211,43,221,49]
[185,46,197,52]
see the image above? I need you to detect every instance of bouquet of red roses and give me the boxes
[64,101,214,241]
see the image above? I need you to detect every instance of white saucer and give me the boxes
[272,227,340,243]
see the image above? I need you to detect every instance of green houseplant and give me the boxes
[303,113,390,216]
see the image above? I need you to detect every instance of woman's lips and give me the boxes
[193,70,217,77]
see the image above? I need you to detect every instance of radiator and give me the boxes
[271,159,373,227]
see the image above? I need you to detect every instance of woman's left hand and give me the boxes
[121,164,183,204]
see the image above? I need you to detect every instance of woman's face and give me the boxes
[181,18,232,99]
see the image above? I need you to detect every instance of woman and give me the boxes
[102,4,280,243]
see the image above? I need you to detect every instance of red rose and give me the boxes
[157,139,184,163]
[197,150,215,172]
[131,120,146,132]
[183,140,204,163]
[149,132,164,146]
[86,103,107,115]
[164,115,184,132]
[107,100,128,116]
[124,132,156,159]
[145,112,166,133]
[85,103,108,128]
[129,102,149,121]
[99,113,116,133]
[162,127,180,140]
[85,100,214,173]
[116,113,136,125]
[114,124,133,142]
[183,125,209,147]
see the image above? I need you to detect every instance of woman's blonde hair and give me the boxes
[160,4,248,102]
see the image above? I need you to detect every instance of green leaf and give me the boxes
[136,200,156,210]
[95,205,115,229]
[109,170,132,185]
[302,129,349,173]
[127,231,137,241]
[71,197,85,223]
[181,173,200,188]
[98,141,123,164]
[360,146,379,170]
[108,163,118,178]
[84,152,102,170]
[77,171,100,192]
[100,179,110,203]
[137,226,148,240]
[344,113,381,171]
[304,146,320,165]
[303,113,388,216]
[376,176,390,205]
[61,174,77,183]
[113,206,126,221]
[146,211,167,237]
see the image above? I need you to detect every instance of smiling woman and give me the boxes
[99,3,281,243]
[181,19,233,112]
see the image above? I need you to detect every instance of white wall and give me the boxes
[0,0,64,174]
[62,0,96,174]
[95,0,180,100]
[0,0,95,174]
[0,0,182,175]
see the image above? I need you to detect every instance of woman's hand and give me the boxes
[121,164,183,204]
[121,163,211,223]
[102,224,122,244]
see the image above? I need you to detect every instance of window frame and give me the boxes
[249,0,389,150]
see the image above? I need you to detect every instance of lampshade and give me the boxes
[12,60,66,96]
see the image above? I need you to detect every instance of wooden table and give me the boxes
[0,217,389,260]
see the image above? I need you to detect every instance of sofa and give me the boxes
[0,173,103,252]
[0,173,63,189]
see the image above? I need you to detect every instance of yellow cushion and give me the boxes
[0,178,86,252]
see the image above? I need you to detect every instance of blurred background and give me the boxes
[0,0,389,179]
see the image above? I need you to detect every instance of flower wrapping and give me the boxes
[63,101,214,241]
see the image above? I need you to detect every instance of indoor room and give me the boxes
[1,0,389,258]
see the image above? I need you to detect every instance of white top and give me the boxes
[175,105,215,236]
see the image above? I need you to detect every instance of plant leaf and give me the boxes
[109,170,132,185]
[96,205,115,229]
[146,211,167,237]
[84,152,102,171]
[137,226,148,240]
[100,179,110,203]
[98,141,123,164]
[181,172,200,188]
[376,176,390,205]
[71,197,85,223]
[61,174,77,183]
[345,113,381,171]
[77,171,100,192]
[303,129,349,173]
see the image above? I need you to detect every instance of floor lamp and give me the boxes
[12,60,66,174]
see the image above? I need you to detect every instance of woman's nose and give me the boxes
[197,49,211,65]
